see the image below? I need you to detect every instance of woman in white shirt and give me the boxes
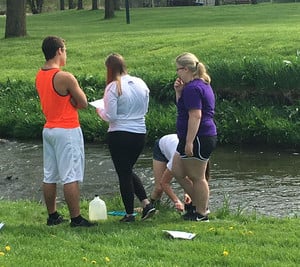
[151,134,210,215]
[97,53,155,223]
[151,134,185,211]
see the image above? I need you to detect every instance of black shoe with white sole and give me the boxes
[141,203,156,221]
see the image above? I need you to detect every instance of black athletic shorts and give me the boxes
[152,139,168,162]
[177,136,217,161]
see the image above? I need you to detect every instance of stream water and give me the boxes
[0,139,299,218]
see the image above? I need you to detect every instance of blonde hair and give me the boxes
[105,53,127,96]
[175,52,211,84]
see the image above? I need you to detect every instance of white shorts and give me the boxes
[42,127,85,184]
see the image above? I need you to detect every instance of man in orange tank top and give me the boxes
[36,36,95,227]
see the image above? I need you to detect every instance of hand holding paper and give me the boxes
[89,99,104,109]
[89,98,109,121]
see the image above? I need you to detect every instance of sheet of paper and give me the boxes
[89,99,104,109]
[0,222,5,230]
[162,230,196,240]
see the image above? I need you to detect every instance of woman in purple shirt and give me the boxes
[172,52,217,222]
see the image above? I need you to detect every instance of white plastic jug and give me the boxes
[89,195,107,221]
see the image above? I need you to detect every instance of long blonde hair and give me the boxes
[175,52,211,84]
[105,53,127,96]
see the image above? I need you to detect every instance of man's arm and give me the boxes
[55,71,88,109]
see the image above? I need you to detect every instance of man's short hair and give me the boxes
[42,36,65,61]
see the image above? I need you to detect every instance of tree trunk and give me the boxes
[114,0,121,10]
[27,0,43,14]
[36,0,43,13]
[68,0,76,9]
[92,0,98,10]
[104,0,114,19]
[60,0,65,10]
[77,0,83,10]
[5,0,27,38]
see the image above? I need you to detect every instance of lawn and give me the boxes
[0,3,300,84]
[0,199,299,266]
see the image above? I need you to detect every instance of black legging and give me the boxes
[108,131,148,214]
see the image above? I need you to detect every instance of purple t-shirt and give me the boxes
[176,79,217,138]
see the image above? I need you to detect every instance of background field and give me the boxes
[1,3,300,85]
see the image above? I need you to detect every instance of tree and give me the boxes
[60,0,65,10]
[114,0,121,10]
[27,0,44,14]
[77,0,83,10]
[68,0,76,9]
[92,0,98,10]
[5,0,27,38]
[104,0,114,19]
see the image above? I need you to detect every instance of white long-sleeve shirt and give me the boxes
[97,74,149,133]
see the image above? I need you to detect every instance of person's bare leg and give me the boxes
[151,160,166,200]
[63,181,81,218]
[183,159,208,215]
[43,183,57,214]
[192,178,209,215]
[172,153,195,200]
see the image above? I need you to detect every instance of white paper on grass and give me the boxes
[89,99,104,109]
[0,222,5,230]
[162,230,196,240]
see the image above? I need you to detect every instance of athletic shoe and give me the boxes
[182,211,209,222]
[184,203,196,215]
[119,215,135,223]
[182,203,195,220]
[47,214,67,226]
[194,212,209,222]
[150,199,161,209]
[70,217,96,227]
[141,203,156,221]
[183,203,210,216]
[182,211,194,220]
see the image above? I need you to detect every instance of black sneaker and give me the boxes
[182,211,195,220]
[194,212,209,222]
[182,211,209,222]
[119,215,135,223]
[186,212,209,222]
[184,203,196,214]
[47,214,67,226]
[70,217,96,227]
[150,199,161,209]
[183,204,210,217]
[141,203,156,221]
[182,203,196,220]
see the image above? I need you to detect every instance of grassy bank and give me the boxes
[0,199,299,267]
[0,4,300,146]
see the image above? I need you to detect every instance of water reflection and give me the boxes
[0,140,299,218]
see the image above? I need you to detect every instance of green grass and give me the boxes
[1,3,300,83]
[0,199,299,267]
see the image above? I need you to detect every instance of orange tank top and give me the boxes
[36,68,80,128]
